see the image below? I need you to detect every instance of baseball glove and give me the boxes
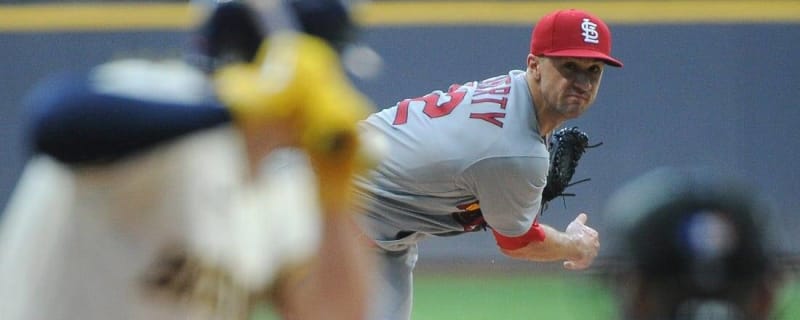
[541,127,601,210]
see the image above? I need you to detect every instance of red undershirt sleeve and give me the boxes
[492,220,546,250]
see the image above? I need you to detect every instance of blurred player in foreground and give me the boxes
[604,167,785,320]
[0,1,376,319]
[352,8,621,319]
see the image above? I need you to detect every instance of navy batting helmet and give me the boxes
[187,0,357,73]
[604,167,779,298]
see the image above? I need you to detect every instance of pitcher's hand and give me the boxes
[563,213,600,270]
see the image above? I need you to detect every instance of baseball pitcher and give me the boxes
[352,8,622,319]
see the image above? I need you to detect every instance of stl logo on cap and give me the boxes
[580,18,599,44]
[530,9,623,67]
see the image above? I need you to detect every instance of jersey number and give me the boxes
[392,90,467,125]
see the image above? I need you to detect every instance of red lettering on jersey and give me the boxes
[470,112,506,128]
[424,90,466,119]
[472,75,510,110]
[393,99,411,125]
[393,75,512,126]
[393,90,468,125]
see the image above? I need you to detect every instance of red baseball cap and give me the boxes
[530,9,623,67]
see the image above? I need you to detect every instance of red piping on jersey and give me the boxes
[492,221,546,250]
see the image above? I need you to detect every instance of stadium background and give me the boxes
[0,1,798,318]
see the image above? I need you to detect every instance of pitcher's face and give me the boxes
[535,56,604,118]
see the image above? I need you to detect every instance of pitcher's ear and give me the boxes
[527,54,542,80]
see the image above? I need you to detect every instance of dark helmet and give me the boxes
[187,0,356,73]
[604,167,778,297]
[288,0,355,52]
[187,1,264,73]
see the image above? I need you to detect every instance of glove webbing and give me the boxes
[542,127,602,212]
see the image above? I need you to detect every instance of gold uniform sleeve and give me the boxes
[214,31,375,212]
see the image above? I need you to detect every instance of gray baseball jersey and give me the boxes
[355,70,549,243]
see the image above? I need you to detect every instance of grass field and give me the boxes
[411,272,800,320]
[412,273,617,320]
[256,271,800,319]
